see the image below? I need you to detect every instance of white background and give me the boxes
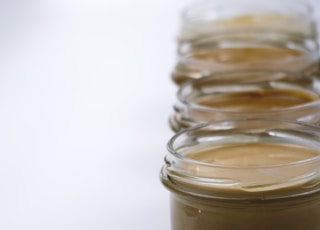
[0,0,319,230]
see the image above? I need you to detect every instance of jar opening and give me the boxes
[176,70,320,114]
[162,119,320,199]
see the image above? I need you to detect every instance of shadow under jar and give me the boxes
[170,70,320,132]
[172,32,319,85]
[161,118,320,230]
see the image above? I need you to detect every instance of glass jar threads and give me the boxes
[172,32,319,85]
[170,70,320,132]
[178,0,317,42]
[171,0,319,85]
[161,118,320,230]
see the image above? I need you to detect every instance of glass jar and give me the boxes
[178,0,317,42]
[170,70,320,132]
[172,31,319,85]
[161,118,320,230]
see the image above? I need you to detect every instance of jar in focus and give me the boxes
[161,119,320,230]
[172,32,319,85]
[170,70,320,132]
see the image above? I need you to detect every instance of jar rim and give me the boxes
[176,70,320,114]
[162,118,320,198]
[167,118,320,169]
[181,0,313,23]
[177,30,319,64]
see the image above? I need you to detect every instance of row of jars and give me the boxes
[169,0,320,131]
[160,1,320,230]
[172,0,319,85]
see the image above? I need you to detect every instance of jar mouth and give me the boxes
[177,70,320,114]
[177,51,319,68]
[168,118,320,169]
[177,30,319,64]
[162,118,320,197]
[181,0,312,24]
[168,140,320,170]
[183,98,320,115]
[179,1,316,43]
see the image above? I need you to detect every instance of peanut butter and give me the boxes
[168,142,320,230]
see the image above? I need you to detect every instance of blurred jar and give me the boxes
[170,70,320,132]
[178,0,317,42]
[172,31,319,85]
[161,118,320,230]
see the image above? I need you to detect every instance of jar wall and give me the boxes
[171,0,320,85]
[172,32,319,85]
[170,71,320,132]
[170,193,320,230]
[161,119,320,229]
[178,0,317,41]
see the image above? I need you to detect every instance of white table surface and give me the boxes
[0,0,319,229]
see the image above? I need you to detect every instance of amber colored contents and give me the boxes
[169,88,320,132]
[212,14,303,27]
[169,142,320,230]
[189,47,303,63]
[194,88,317,111]
[186,142,318,167]
[172,46,319,85]
[171,193,320,230]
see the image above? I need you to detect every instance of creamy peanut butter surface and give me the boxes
[169,143,320,230]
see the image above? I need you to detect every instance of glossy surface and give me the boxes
[162,119,320,230]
